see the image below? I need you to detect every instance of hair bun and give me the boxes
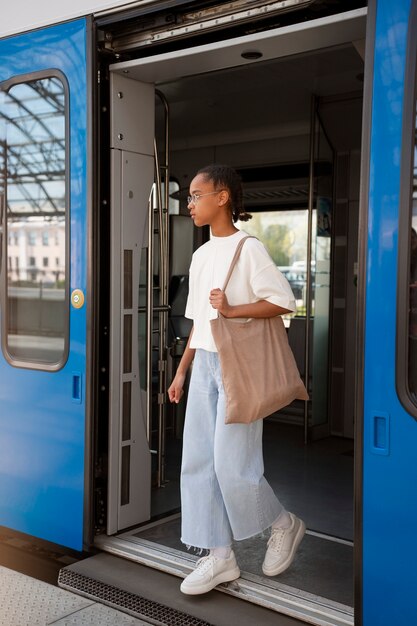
[237,211,253,222]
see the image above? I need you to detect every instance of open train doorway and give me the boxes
[97,8,365,625]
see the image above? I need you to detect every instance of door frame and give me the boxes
[354,0,376,621]
[100,6,369,622]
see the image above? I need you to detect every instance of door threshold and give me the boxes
[94,534,354,626]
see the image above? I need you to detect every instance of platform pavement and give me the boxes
[0,565,153,626]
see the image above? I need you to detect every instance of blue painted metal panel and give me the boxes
[0,20,88,550]
[364,0,417,623]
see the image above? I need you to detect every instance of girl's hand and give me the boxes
[209,288,231,316]
[168,372,186,404]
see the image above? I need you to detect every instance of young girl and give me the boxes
[168,164,305,595]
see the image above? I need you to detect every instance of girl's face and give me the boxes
[188,173,230,227]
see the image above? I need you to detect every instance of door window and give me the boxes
[0,74,68,367]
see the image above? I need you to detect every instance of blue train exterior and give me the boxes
[0,1,417,624]
[0,20,90,551]
[360,1,417,623]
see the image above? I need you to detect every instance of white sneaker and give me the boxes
[262,513,306,577]
[180,552,240,595]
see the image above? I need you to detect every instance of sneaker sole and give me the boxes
[180,566,241,595]
[262,519,306,577]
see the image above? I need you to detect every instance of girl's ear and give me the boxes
[218,189,230,206]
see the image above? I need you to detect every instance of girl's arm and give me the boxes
[167,327,195,404]
[209,289,291,318]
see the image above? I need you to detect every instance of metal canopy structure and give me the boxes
[0,76,66,219]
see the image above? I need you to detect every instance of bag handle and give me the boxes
[222,235,256,293]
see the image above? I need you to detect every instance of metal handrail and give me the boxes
[138,305,170,313]
[304,94,316,444]
[146,187,154,445]
[149,89,170,487]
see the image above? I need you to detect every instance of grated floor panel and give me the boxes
[58,568,213,626]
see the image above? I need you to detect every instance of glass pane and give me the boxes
[0,76,67,365]
[238,210,311,322]
[311,121,333,427]
[409,101,417,396]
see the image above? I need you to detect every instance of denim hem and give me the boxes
[231,511,283,542]
[181,511,280,546]
[180,538,232,552]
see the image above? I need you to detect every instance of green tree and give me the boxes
[263,224,292,266]
[242,214,292,266]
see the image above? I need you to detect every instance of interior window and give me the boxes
[238,209,315,320]
[0,75,67,366]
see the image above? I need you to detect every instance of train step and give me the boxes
[58,552,301,626]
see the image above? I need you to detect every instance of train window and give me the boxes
[398,9,417,416]
[408,112,417,398]
[0,74,68,368]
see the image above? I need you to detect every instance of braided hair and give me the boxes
[197,164,252,223]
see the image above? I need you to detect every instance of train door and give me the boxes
[360,0,417,623]
[0,20,90,551]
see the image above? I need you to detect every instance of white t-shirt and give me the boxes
[185,230,296,352]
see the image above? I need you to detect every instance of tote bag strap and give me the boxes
[222,235,256,293]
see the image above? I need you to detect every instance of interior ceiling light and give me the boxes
[241,50,263,60]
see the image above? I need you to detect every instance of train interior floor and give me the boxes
[138,421,354,607]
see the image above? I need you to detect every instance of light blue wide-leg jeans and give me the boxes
[181,349,284,549]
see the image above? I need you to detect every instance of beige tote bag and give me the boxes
[210,236,309,424]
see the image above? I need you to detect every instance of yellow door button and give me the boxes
[71,289,85,309]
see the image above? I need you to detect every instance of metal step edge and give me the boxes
[94,534,354,626]
[58,567,213,626]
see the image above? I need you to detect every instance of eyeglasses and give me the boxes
[187,190,224,205]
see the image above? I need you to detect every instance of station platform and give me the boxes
[0,565,152,625]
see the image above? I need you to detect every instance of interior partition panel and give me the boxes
[108,74,154,533]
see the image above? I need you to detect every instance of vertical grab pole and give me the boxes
[154,90,170,487]
[153,141,165,487]
[160,91,170,485]
[156,90,170,266]
[146,187,154,445]
[304,95,316,444]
